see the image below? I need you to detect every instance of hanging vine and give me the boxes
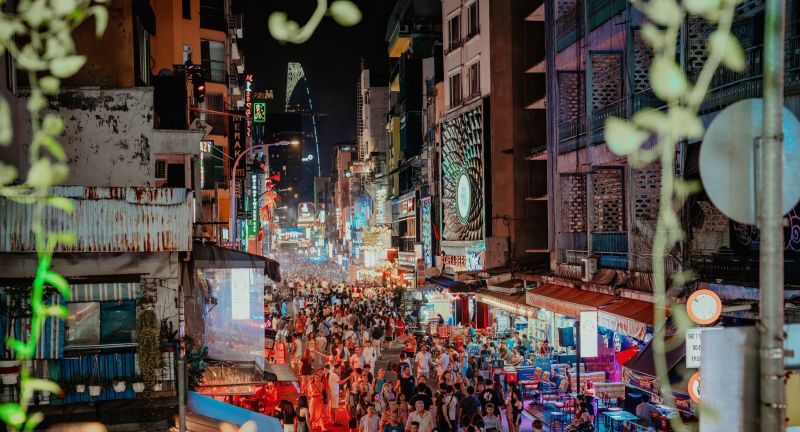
[605,0,744,430]
[0,0,108,430]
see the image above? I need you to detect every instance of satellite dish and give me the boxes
[700,98,800,224]
[425,267,441,277]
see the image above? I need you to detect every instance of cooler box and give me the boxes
[504,367,518,383]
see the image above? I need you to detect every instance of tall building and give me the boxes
[331,142,359,261]
[385,0,443,281]
[436,0,547,275]
[150,0,246,244]
[285,61,322,203]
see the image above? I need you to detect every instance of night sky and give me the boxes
[240,0,396,175]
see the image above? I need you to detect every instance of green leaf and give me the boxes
[605,117,650,156]
[43,304,69,318]
[268,12,292,42]
[0,16,25,41]
[46,196,73,212]
[0,96,11,146]
[22,0,53,27]
[23,411,45,432]
[42,114,65,135]
[52,230,77,246]
[87,5,108,36]
[7,338,33,357]
[50,0,78,17]
[632,109,668,133]
[40,135,67,161]
[49,55,86,79]
[669,107,705,139]
[646,0,684,28]
[0,403,26,428]
[0,163,18,185]
[26,92,47,113]
[328,1,362,27]
[708,31,745,72]
[640,24,664,51]
[44,270,69,295]
[26,378,62,395]
[17,45,49,71]
[650,57,688,101]
[27,159,55,187]
[40,76,61,95]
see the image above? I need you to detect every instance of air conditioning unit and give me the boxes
[580,257,597,282]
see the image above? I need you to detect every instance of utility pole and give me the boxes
[759,0,786,429]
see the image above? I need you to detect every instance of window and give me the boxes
[467,1,480,37]
[468,62,480,97]
[448,14,461,51]
[201,40,226,83]
[205,93,227,135]
[65,301,136,348]
[155,159,167,178]
[183,44,193,63]
[182,0,191,19]
[199,0,225,31]
[449,73,462,107]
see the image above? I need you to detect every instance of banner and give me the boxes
[228,110,248,218]
[420,197,433,267]
[580,310,599,358]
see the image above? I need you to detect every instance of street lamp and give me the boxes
[230,140,299,249]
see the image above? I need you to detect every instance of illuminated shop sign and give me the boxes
[245,74,253,138]
[253,101,266,123]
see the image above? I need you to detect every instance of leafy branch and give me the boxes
[0,0,108,430]
[268,0,362,44]
[605,0,745,430]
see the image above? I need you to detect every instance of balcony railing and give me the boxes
[556,2,582,52]
[591,99,627,144]
[203,60,228,84]
[588,0,626,30]
[558,114,586,152]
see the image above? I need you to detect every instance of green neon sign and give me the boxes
[253,102,266,123]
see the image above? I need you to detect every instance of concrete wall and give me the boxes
[442,0,491,110]
[360,70,389,157]
[10,88,202,187]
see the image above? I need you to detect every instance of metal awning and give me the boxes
[475,291,538,318]
[187,391,282,432]
[525,284,616,317]
[263,363,299,382]
[192,241,281,281]
[598,298,658,340]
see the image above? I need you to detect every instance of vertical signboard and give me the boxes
[245,74,253,140]
[228,110,247,217]
[579,310,598,358]
[420,196,433,267]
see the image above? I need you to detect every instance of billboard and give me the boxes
[228,110,248,218]
[420,197,433,267]
[297,202,316,225]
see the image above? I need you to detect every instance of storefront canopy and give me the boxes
[475,291,538,318]
[598,297,657,340]
[187,391,282,432]
[525,284,615,317]
[621,320,694,413]
[193,241,281,281]
[426,276,473,293]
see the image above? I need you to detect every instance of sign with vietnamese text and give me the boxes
[685,327,723,368]
[420,197,433,267]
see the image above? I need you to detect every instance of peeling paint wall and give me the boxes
[10,88,202,187]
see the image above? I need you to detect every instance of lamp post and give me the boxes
[230,140,299,250]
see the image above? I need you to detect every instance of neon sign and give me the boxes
[245,74,253,138]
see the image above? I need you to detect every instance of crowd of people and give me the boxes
[265,273,550,432]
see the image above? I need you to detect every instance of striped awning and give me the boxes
[68,281,142,302]
[0,292,64,359]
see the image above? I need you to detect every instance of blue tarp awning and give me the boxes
[188,391,282,432]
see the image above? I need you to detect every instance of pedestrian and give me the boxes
[415,344,432,378]
[457,386,481,424]
[382,410,404,432]
[300,348,314,393]
[347,379,364,432]
[406,400,434,432]
[359,404,381,432]
[328,364,345,425]
[281,400,297,432]
[308,373,326,431]
[481,403,502,432]
[297,396,310,432]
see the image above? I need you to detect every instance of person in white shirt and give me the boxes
[406,400,433,432]
[362,344,377,373]
[359,404,381,432]
[415,345,432,378]
[350,346,365,370]
[328,365,345,425]
[436,348,451,378]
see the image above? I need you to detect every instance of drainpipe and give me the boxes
[759,0,786,429]
[178,357,186,432]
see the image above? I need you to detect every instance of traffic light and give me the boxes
[192,70,205,104]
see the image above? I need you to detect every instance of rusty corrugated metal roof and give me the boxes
[0,186,193,253]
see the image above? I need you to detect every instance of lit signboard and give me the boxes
[245,74,253,138]
[251,173,259,226]
[349,161,371,174]
[420,197,433,267]
[298,202,316,225]
[253,101,266,123]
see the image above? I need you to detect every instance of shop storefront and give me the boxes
[475,291,538,338]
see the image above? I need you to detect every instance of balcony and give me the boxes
[556,2,582,52]
[203,60,227,84]
[558,114,586,152]
[587,0,626,31]
[592,231,628,270]
[388,23,411,58]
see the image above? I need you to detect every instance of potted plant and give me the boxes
[137,307,164,392]
[131,374,145,393]
[112,377,127,393]
[0,360,20,385]
[88,375,102,397]
[74,373,88,393]
[152,381,163,392]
